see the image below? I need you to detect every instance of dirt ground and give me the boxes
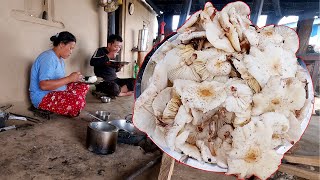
[0,88,319,180]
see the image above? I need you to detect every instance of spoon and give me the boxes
[86,112,104,122]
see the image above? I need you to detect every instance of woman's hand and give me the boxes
[68,72,83,82]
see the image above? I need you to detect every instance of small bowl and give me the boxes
[95,111,111,121]
[101,96,111,103]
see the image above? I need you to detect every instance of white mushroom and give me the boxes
[295,65,309,85]
[218,1,251,52]
[217,124,234,140]
[152,60,169,92]
[227,121,282,180]
[260,112,290,148]
[164,45,201,82]
[152,87,173,117]
[133,89,157,135]
[165,105,193,150]
[190,108,217,126]
[177,10,202,33]
[252,76,306,116]
[201,9,235,52]
[257,25,284,49]
[233,106,252,127]
[175,130,202,162]
[206,54,232,76]
[229,55,261,93]
[244,43,298,87]
[213,76,229,83]
[174,80,227,113]
[177,31,206,44]
[225,79,253,113]
[196,140,217,163]
[243,26,259,47]
[257,25,299,53]
[296,99,313,121]
[162,90,182,124]
[209,137,232,168]
[286,112,302,144]
[150,126,168,148]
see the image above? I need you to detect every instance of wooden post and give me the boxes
[296,12,314,55]
[158,154,175,180]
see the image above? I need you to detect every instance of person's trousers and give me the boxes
[95,78,135,97]
[38,82,89,117]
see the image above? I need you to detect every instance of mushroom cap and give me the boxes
[174,80,227,113]
[177,10,202,33]
[196,140,217,163]
[204,13,235,53]
[152,87,173,117]
[227,121,282,179]
[260,112,290,135]
[275,26,299,53]
[165,105,193,150]
[252,76,306,116]
[206,55,232,76]
[244,44,298,87]
[133,99,157,135]
[225,81,253,113]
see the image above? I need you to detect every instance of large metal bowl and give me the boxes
[134,33,315,172]
[108,119,137,134]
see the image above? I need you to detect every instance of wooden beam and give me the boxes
[279,164,320,180]
[311,61,320,91]
[271,0,282,17]
[250,0,264,25]
[145,0,162,15]
[178,0,193,28]
[296,12,314,55]
[283,154,320,167]
[158,154,175,180]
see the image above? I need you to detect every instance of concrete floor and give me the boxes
[0,88,319,180]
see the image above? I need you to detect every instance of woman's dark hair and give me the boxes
[107,34,123,44]
[50,31,76,46]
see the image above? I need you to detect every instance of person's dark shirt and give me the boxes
[90,47,118,81]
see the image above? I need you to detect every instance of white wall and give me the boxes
[0,0,105,104]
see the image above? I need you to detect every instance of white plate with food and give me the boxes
[133,1,314,180]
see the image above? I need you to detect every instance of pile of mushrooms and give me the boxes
[133,1,313,179]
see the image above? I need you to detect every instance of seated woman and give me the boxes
[29,31,89,117]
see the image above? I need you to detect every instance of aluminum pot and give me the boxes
[86,122,118,155]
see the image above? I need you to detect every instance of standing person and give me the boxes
[90,34,135,98]
[29,31,89,117]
